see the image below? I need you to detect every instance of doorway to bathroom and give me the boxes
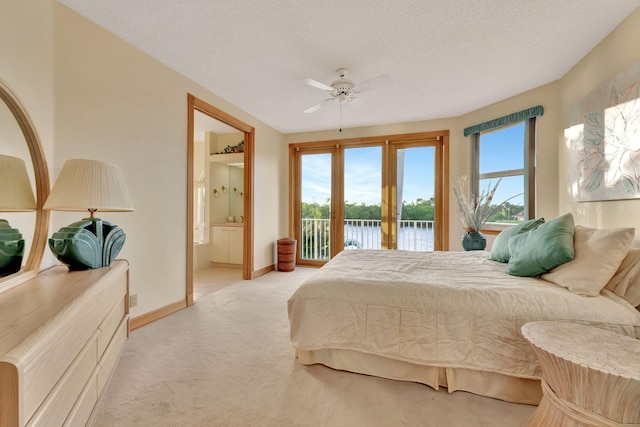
[187,94,255,305]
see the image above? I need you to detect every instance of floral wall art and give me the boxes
[568,60,640,202]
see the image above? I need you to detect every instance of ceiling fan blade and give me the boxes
[353,73,393,93]
[349,97,369,109]
[301,78,334,92]
[303,98,334,113]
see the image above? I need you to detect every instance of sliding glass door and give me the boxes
[299,150,333,262]
[290,132,448,265]
[391,145,436,251]
[343,145,382,251]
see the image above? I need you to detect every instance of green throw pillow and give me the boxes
[507,213,575,277]
[489,217,545,263]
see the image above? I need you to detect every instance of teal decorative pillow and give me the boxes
[507,213,575,277]
[489,217,545,263]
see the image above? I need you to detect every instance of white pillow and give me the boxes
[542,225,635,296]
[605,247,640,307]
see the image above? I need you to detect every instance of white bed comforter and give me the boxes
[288,250,640,379]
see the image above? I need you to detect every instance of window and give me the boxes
[465,106,542,225]
[475,122,529,223]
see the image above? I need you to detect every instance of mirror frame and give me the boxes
[0,78,50,291]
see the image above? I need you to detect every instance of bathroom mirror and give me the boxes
[228,165,244,219]
[209,130,245,224]
[210,159,244,223]
[0,78,49,291]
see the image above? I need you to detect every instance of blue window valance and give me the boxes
[463,105,544,136]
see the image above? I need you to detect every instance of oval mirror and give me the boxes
[0,78,49,291]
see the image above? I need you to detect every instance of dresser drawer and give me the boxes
[103,268,127,304]
[97,294,126,358]
[26,332,99,427]
[97,318,127,397]
[63,372,98,427]
[21,303,102,420]
[20,267,128,421]
[0,260,129,427]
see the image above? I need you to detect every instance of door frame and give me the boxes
[289,130,449,265]
[388,138,448,251]
[289,146,339,267]
[187,94,255,306]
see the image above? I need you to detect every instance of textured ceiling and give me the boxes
[57,0,640,134]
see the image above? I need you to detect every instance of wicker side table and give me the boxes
[521,321,640,427]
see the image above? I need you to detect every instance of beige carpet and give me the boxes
[91,267,536,427]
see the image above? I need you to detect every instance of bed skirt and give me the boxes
[295,348,542,405]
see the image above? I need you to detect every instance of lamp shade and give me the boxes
[0,154,36,212]
[44,159,134,213]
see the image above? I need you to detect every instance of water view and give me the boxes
[301,219,435,260]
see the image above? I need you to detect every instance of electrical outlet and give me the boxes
[130,294,138,308]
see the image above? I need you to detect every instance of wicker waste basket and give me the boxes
[277,238,297,272]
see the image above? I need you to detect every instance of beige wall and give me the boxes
[0,0,57,268]
[557,8,640,244]
[0,1,54,165]
[213,132,244,154]
[284,119,460,248]
[285,8,640,250]
[53,3,286,316]
[284,85,560,250]
[1,0,286,318]
[3,0,639,319]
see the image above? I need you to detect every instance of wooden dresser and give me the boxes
[0,260,129,427]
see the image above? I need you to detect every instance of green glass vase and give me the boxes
[461,230,486,251]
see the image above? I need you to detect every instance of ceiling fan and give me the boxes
[302,68,393,115]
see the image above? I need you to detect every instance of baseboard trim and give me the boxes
[132,265,277,329]
[252,264,275,279]
[209,262,243,269]
[130,299,187,331]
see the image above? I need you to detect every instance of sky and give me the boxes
[301,147,436,205]
[301,124,525,207]
[478,123,526,207]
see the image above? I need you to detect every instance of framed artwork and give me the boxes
[568,60,640,202]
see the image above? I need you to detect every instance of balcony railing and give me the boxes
[300,218,435,261]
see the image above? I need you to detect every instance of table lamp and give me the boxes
[43,159,134,270]
[0,155,37,276]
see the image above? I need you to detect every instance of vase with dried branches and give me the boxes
[453,175,515,251]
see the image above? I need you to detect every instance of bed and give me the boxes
[288,219,640,405]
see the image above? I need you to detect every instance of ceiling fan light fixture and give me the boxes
[331,69,355,96]
[301,67,393,131]
[337,93,349,103]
